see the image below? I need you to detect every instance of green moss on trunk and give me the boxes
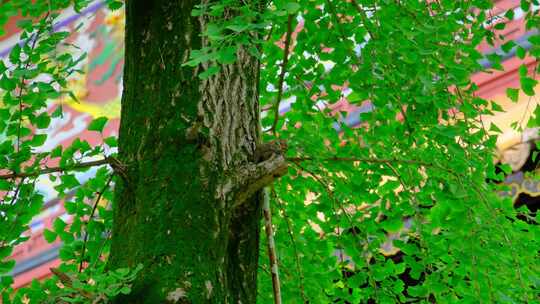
[108,1,262,303]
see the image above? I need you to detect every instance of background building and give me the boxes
[1,1,122,288]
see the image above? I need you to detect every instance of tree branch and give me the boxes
[229,154,288,207]
[79,174,114,273]
[350,0,377,39]
[226,142,288,208]
[3,177,25,205]
[0,157,116,180]
[274,188,307,302]
[269,14,294,135]
[286,156,433,167]
[16,12,50,153]
[286,155,462,178]
[262,189,282,304]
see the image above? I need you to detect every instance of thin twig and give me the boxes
[324,0,362,66]
[350,0,377,39]
[16,12,50,153]
[325,0,349,43]
[0,153,452,181]
[265,23,275,42]
[387,162,434,300]
[274,189,307,303]
[79,174,114,273]
[88,230,112,270]
[8,177,25,206]
[518,63,538,129]
[0,157,113,180]
[263,189,282,304]
[290,161,381,301]
[288,155,462,179]
[468,182,530,301]
[269,14,294,135]
[286,156,432,167]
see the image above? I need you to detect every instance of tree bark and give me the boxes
[108,1,284,303]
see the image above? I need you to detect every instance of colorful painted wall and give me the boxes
[0,1,123,288]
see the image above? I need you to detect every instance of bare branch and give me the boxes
[262,189,282,304]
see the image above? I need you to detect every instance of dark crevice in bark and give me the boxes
[226,191,264,304]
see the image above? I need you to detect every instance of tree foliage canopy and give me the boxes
[0,0,538,303]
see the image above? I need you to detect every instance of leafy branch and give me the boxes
[15,12,50,153]
[273,188,307,302]
[287,156,432,167]
[0,157,117,180]
[79,174,114,273]
[269,14,294,135]
[0,154,452,181]
[289,160,381,301]
[350,0,377,39]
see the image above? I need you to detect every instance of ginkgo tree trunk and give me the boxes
[107,1,285,303]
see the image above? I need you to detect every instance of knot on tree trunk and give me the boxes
[254,140,288,162]
[221,141,288,208]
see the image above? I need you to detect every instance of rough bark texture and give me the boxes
[108,1,281,303]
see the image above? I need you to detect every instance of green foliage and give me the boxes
[0,1,126,301]
[5,264,142,304]
[0,0,538,303]
[87,117,109,133]
[0,0,77,281]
